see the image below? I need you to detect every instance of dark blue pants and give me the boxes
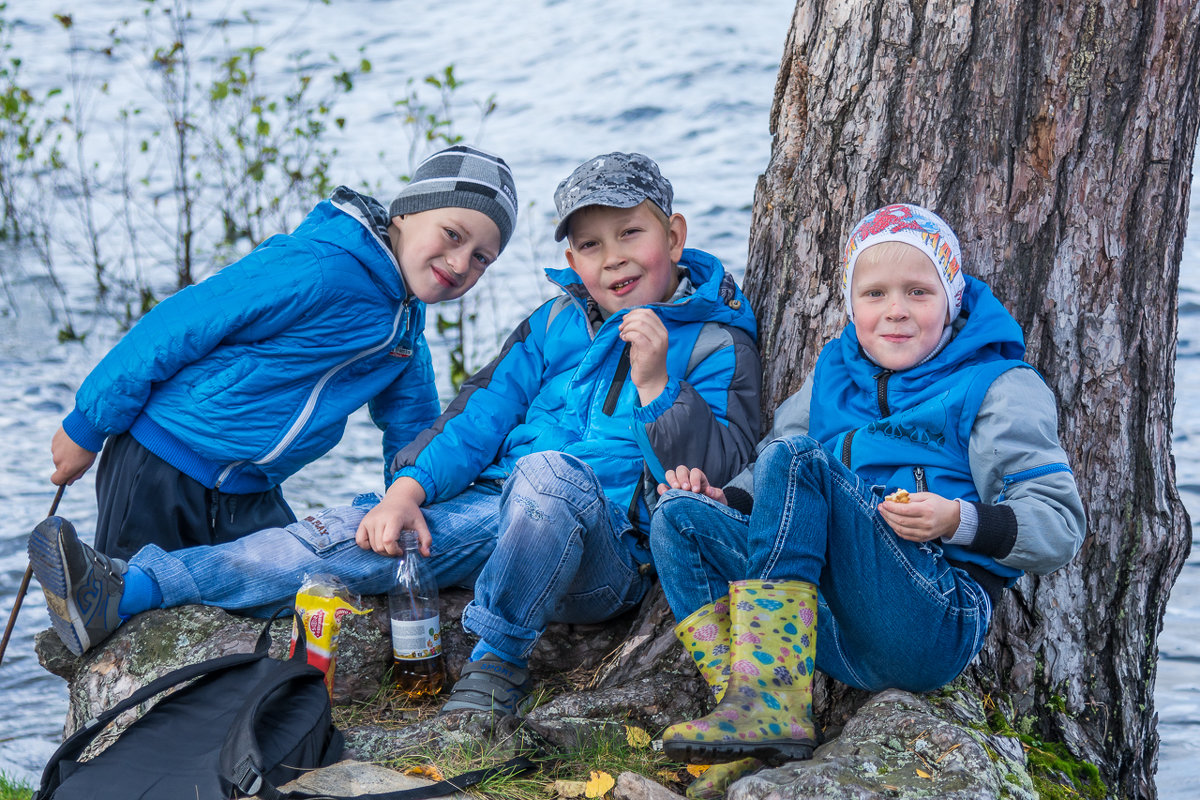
[94,432,296,560]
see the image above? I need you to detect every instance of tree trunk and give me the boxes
[743,2,1199,797]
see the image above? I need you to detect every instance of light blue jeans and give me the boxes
[132,452,652,664]
[648,435,992,693]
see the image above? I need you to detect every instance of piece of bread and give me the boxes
[885,488,910,504]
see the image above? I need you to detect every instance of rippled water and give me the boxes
[0,1,1196,796]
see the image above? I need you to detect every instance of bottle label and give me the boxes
[390,615,441,660]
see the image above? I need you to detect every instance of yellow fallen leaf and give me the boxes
[403,764,444,781]
[916,768,932,779]
[625,724,651,748]
[584,770,615,798]
[686,764,712,777]
[551,779,586,798]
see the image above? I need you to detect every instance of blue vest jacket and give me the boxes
[808,275,1031,579]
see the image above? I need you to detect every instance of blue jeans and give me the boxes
[132,452,652,664]
[648,435,992,692]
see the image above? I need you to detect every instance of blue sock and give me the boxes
[469,640,527,669]
[118,566,162,619]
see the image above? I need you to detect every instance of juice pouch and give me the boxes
[289,573,369,697]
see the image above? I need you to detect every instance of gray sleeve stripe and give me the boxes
[687,322,734,377]
[546,295,575,331]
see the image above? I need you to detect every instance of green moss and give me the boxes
[987,709,1106,800]
[1026,740,1106,800]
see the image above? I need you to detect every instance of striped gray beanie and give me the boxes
[389,145,519,252]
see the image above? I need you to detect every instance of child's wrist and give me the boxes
[635,375,669,405]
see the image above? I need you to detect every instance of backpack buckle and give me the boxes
[233,757,264,796]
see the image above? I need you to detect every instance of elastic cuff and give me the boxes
[942,498,978,547]
[632,378,682,422]
[62,408,106,453]
[394,466,437,504]
[968,502,1018,559]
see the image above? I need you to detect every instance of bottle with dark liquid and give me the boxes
[387,530,445,697]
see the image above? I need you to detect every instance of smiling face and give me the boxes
[563,201,685,314]
[389,207,501,304]
[850,242,949,371]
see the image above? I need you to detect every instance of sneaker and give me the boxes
[439,653,530,716]
[27,516,127,656]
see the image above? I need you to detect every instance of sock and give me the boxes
[118,566,163,619]
[469,640,527,669]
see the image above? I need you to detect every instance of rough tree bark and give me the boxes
[742,1,1199,798]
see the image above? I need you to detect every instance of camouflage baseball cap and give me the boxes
[553,152,673,241]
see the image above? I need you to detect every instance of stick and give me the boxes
[0,484,67,667]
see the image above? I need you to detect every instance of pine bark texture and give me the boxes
[743,2,1200,798]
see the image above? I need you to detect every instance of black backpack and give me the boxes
[33,608,341,800]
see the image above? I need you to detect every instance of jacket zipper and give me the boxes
[602,343,632,416]
[875,369,893,417]
[840,430,855,467]
[998,462,1072,501]
[913,465,928,492]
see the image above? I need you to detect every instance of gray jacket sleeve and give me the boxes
[724,373,814,497]
[965,368,1086,575]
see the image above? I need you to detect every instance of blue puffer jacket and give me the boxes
[808,275,1069,580]
[63,187,440,492]
[392,248,762,533]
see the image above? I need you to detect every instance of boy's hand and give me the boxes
[619,308,670,405]
[878,492,960,542]
[355,476,431,557]
[50,426,97,486]
[657,464,727,505]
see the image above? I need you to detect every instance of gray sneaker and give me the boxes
[27,516,127,656]
[440,653,530,716]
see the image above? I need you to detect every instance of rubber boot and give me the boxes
[671,598,764,798]
[663,580,819,766]
[674,597,731,699]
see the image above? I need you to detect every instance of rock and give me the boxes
[614,771,685,799]
[726,688,1036,800]
[260,759,469,799]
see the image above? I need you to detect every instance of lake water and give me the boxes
[0,1,1196,796]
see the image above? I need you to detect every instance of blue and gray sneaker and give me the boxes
[440,653,530,716]
[27,516,127,656]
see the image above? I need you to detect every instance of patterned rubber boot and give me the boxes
[674,597,731,700]
[663,580,819,766]
[672,598,764,799]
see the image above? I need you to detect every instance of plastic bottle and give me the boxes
[387,530,445,696]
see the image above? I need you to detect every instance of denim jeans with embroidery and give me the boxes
[648,434,992,692]
[132,451,652,664]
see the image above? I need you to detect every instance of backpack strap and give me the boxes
[33,610,291,800]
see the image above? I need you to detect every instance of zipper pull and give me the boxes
[913,466,927,493]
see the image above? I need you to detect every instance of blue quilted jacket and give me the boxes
[63,187,440,492]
